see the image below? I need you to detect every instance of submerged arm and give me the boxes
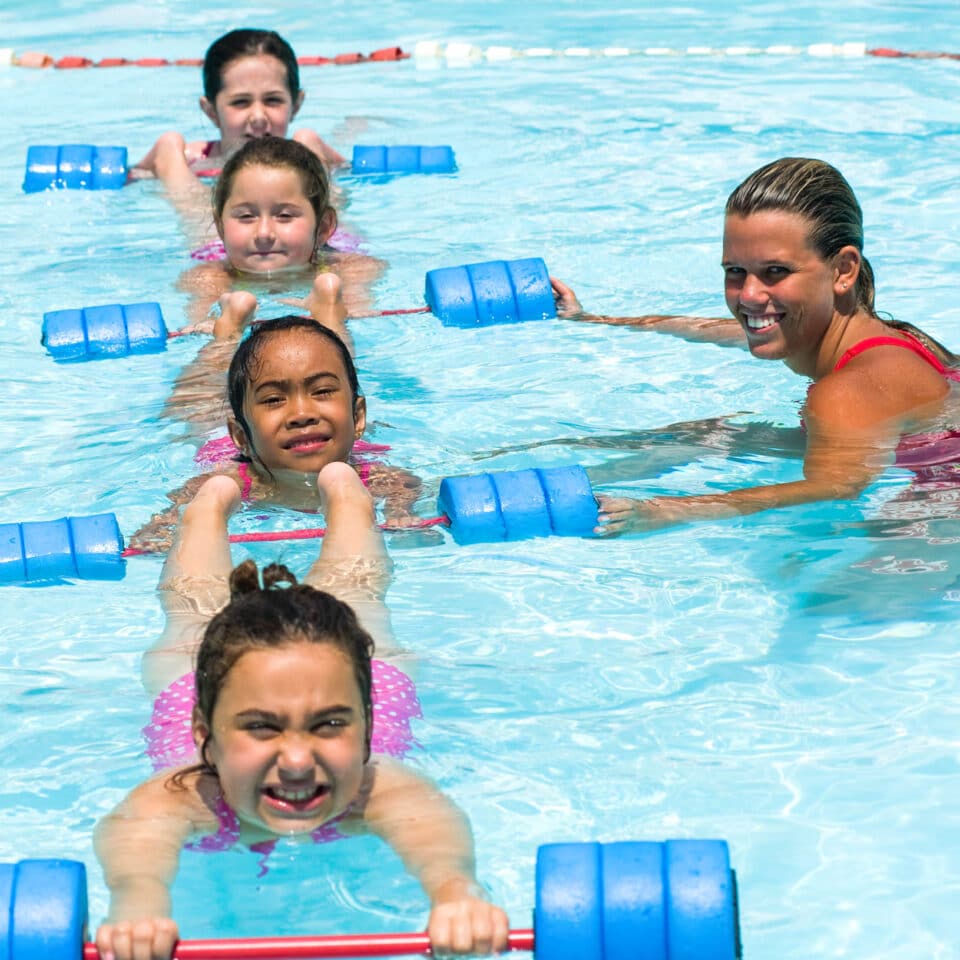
[93,776,200,960]
[364,760,509,955]
[135,133,215,246]
[597,376,898,535]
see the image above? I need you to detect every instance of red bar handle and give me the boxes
[83,928,535,959]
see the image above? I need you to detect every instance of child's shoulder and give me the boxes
[117,768,218,829]
[185,137,220,165]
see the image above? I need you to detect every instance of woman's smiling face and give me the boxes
[722,209,840,371]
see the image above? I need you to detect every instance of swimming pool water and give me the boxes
[1,2,959,957]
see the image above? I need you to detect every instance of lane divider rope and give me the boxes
[3,42,960,69]
[0,47,409,68]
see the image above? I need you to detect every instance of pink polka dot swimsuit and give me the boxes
[143,662,421,870]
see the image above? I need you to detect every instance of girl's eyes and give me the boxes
[313,718,347,732]
[242,719,348,736]
[244,721,279,736]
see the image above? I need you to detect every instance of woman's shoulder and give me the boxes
[813,340,949,428]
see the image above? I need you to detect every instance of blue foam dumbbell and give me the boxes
[352,145,457,174]
[0,860,88,959]
[23,145,128,192]
[42,302,168,362]
[536,839,740,960]
[437,464,598,545]
[424,257,556,327]
[1,838,739,957]
[0,514,125,583]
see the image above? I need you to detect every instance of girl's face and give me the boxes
[229,327,366,474]
[722,209,844,374]
[219,164,332,274]
[195,643,368,835]
[201,54,303,157]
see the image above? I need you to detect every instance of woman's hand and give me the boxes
[550,277,584,318]
[427,884,510,956]
[595,495,696,535]
[95,918,179,960]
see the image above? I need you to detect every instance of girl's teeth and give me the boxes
[272,786,318,801]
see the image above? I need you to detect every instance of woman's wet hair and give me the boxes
[727,157,958,365]
[226,316,361,465]
[171,559,374,787]
[203,28,301,103]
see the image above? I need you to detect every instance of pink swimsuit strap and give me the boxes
[190,227,363,262]
[834,334,957,379]
[237,461,255,502]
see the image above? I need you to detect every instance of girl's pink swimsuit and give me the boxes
[143,662,422,873]
[194,434,392,499]
[191,230,362,261]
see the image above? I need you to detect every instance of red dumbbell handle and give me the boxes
[82,928,535,959]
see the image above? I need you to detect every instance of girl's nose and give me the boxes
[255,216,274,239]
[286,392,319,425]
[248,101,268,128]
[277,734,314,774]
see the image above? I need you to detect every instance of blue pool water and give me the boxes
[1,2,960,957]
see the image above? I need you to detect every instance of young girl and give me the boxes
[131,28,345,183]
[552,157,960,535]
[95,464,509,960]
[175,134,381,328]
[130,309,425,551]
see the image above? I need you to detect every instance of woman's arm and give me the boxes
[363,760,509,955]
[93,776,201,960]
[595,375,898,535]
[551,277,746,347]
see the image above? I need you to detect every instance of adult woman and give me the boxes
[553,157,960,534]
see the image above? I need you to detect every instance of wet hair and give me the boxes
[202,28,301,103]
[227,315,362,465]
[726,157,958,365]
[213,134,334,236]
[171,559,374,788]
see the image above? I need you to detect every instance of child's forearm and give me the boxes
[105,875,174,923]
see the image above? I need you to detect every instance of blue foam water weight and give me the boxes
[0,514,124,583]
[424,256,556,327]
[535,840,740,960]
[0,860,88,960]
[0,839,739,958]
[438,464,598,544]
[42,302,168,361]
[23,145,128,192]
[352,145,456,174]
